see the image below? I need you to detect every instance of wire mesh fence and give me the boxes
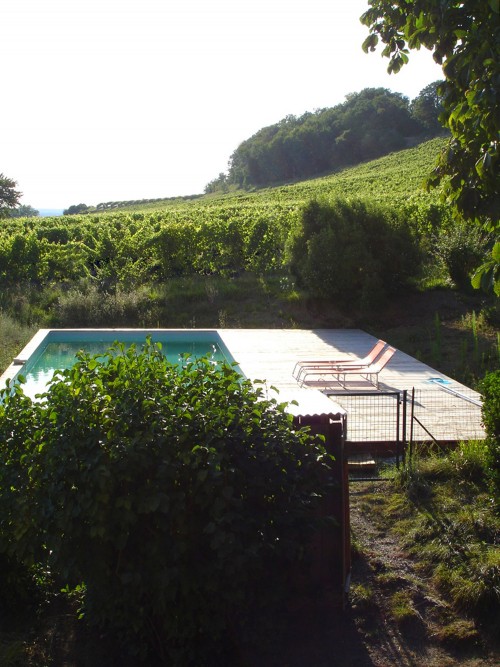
[332,391,404,444]
[410,386,484,443]
[330,385,485,445]
[331,385,485,481]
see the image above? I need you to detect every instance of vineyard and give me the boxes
[0,139,452,289]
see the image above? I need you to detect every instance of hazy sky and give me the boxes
[2,0,443,209]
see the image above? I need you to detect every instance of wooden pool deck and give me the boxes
[220,329,485,445]
[2,327,484,446]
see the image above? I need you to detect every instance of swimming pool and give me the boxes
[7,329,239,400]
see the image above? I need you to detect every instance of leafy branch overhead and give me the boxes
[361,0,500,291]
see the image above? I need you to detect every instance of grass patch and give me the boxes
[389,447,500,627]
[389,590,418,625]
[349,583,376,611]
[375,570,409,589]
[0,313,37,374]
[433,618,480,646]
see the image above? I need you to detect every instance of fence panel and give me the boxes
[331,391,405,445]
[410,387,484,443]
[328,386,484,447]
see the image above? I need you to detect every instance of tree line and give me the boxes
[206,84,444,192]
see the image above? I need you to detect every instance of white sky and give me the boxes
[1,0,443,209]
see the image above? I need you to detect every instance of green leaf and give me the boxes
[362,33,379,53]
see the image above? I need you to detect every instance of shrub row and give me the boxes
[0,195,489,301]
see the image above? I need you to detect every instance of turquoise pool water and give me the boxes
[14,330,236,399]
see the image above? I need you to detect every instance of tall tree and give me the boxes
[360,0,500,292]
[410,80,445,134]
[0,173,22,219]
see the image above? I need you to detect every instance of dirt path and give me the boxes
[243,481,499,667]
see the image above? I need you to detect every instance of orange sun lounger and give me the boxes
[293,339,387,383]
[299,345,396,390]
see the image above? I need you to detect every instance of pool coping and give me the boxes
[4,328,230,384]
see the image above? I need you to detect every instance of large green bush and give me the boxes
[479,369,500,497]
[0,341,331,663]
[287,198,421,309]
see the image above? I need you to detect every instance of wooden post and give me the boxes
[293,412,350,609]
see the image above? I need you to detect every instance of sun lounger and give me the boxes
[293,339,387,383]
[301,345,396,390]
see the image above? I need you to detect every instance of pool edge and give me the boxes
[1,328,238,390]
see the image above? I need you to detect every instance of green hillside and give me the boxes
[105,136,447,214]
[0,139,449,285]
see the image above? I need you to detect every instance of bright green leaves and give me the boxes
[0,339,330,661]
[472,242,500,296]
[387,50,409,73]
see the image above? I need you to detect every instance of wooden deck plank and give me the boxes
[219,329,484,443]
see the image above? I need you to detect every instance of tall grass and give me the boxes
[390,443,499,625]
[0,313,37,374]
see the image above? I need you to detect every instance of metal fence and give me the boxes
[410,386,484,444]
[329,386,484,481]
[330,386,484,447]
[332,391,405,445]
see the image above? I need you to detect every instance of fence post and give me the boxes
[409,387,415,462]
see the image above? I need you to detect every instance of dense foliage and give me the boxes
[361,0,500,292]
[434,220,491,291]
[0,139,457,302]
[63,203,90,215]
[8,204,39,218]
[410,80,444,135]
[479,370,500,496]
[288,199,421,309]
[0,341,332,663]
[224,87,444,189]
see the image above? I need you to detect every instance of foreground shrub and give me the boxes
[287,198,421,310]
[0,341,332,663]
